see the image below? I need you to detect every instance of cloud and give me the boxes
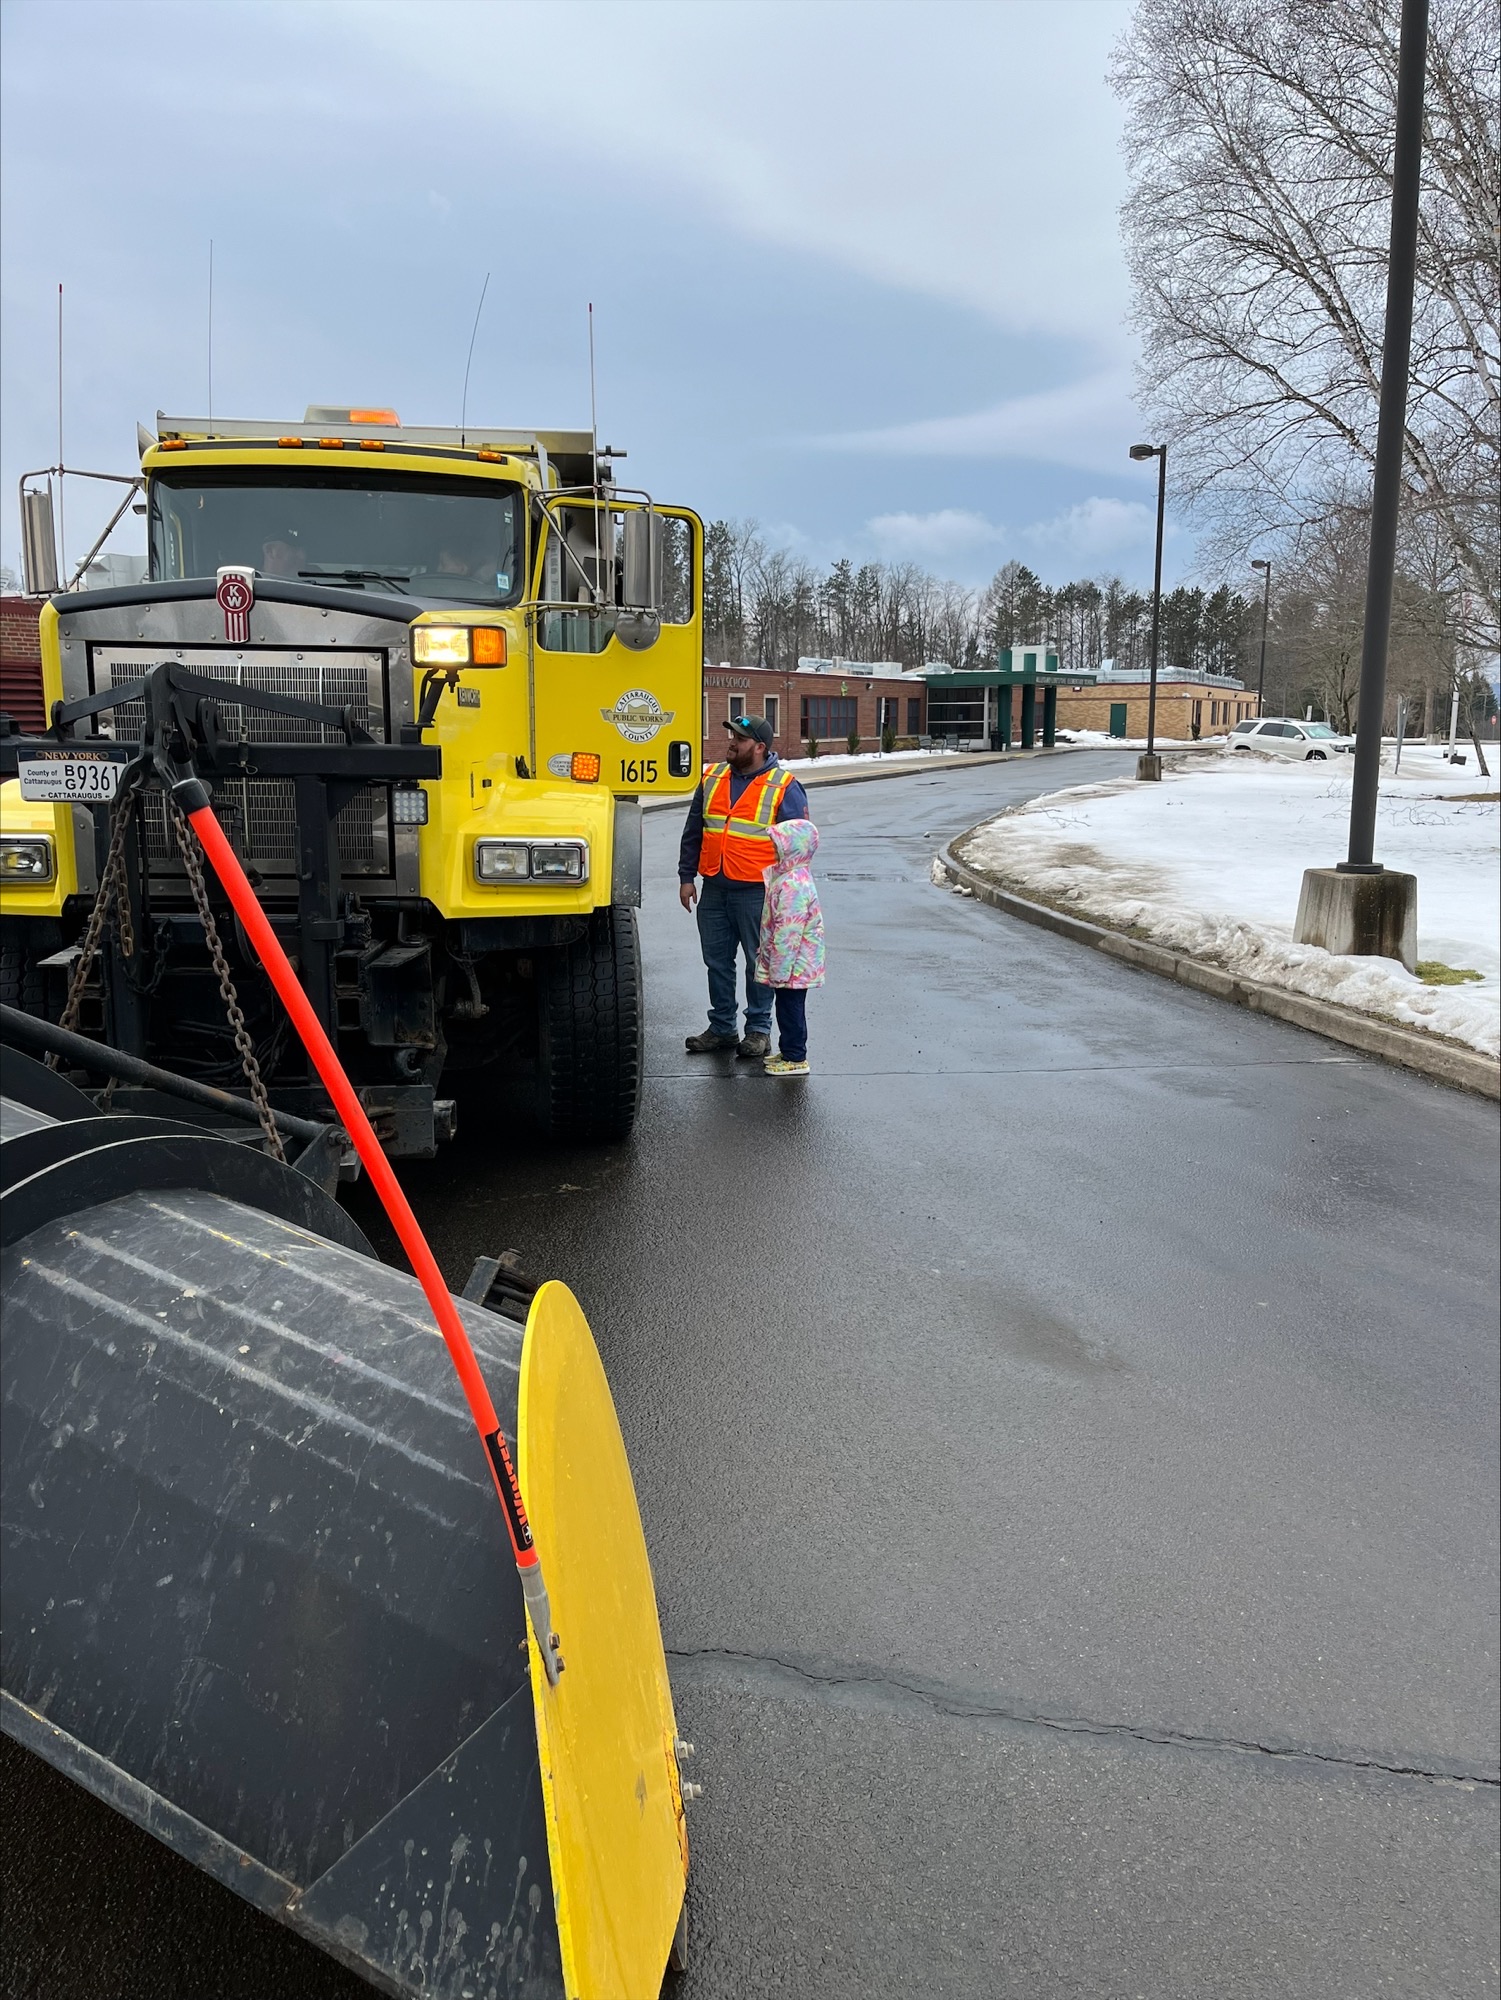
[356,0,1134,344]
[867,509,1006,566]
[1020,496,1159,569]
[816,370,1140,477]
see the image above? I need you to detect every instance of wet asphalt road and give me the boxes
[5,750,1498,1998]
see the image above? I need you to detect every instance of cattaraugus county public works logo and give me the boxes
[601,689,675,743]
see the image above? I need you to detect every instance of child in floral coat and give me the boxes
[754,818,825,1075]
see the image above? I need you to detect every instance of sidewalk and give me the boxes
[641,742,1089,813]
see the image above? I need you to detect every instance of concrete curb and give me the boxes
[937,844,1501,1102]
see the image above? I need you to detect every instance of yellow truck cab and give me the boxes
[0,408,703,1151]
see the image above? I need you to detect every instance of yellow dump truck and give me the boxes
[0,409,703,1150]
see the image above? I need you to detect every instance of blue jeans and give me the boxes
[696,875,771,1036]
[774,988,808,1061]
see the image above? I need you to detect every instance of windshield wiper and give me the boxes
[298,568,410,594]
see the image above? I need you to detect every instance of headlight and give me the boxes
[474,841,531,881]
[530,842,588,881]
[413,627,470,666]
[473,839,589,884]
[0,835,55,883]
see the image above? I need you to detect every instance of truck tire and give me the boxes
[538,907,642,1144]
[0,919,54,1016]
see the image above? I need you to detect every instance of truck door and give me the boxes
[530,501,703,798]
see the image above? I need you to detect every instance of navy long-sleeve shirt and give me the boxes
[678,756,811,882]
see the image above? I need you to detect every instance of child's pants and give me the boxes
[774,987,808,1061]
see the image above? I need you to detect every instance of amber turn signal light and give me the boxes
[471,628,506,666]
[570,752,601,782]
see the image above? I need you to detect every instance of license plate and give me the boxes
[16,748,130,802]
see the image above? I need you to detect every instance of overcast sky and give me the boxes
[0,0,1189,592]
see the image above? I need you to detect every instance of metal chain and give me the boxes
[169,803,287,1162]
[52,783,142,1056]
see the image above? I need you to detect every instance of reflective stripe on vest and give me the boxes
[697,762,795,882]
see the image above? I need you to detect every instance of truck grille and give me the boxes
[92,648,391,879]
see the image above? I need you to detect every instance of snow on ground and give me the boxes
[949,745,1500,1056]
[1057,730,1217,750]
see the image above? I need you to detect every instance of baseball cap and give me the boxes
[725,714,774,747]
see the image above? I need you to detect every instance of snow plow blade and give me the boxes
[1,1061,687,1999]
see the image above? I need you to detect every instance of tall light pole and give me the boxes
[1130,441,1167,779]
[1293,0,1428,974]
[1343,0,1429,874]
[1250,559,1272,716]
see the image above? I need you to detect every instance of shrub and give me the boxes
[805,737,819,759]
[881,725,897,754]
[846,729,861,755]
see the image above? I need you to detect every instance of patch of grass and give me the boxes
[1416,960,1483,986]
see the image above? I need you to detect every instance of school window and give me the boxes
[764,695,780,737]
[877,697,898,731]
[727,693,743,723]
[907,697,922,734]
[800,695,858,740]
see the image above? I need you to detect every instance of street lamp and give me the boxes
[1129,441,1167,779]
[1250,559,1272,716]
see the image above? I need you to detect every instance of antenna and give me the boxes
[588,303,602,597]
[208,239,214,427]
[588,302,600,479]
[56,282,66,580]
[459,272,490,444]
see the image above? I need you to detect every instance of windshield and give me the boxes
[150,469,523,605]
[1302,722,1337,737]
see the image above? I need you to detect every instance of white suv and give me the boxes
[1230,717,1354,761]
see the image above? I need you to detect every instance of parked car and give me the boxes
[1229,717,1355,761]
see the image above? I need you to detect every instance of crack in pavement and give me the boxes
[666,1645,1500,1790]
[646,1055,1367,1079]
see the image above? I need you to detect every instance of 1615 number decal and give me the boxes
[619,758,659,784]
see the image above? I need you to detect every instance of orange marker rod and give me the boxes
[181,792,562,1683]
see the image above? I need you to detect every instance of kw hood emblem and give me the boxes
[217,566,255,644]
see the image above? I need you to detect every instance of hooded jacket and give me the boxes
[754,818,826,990]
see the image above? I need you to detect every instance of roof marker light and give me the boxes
[278,436,304,448]
[318,438,345,450]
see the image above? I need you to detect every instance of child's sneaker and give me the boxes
[764,1055,810,1076]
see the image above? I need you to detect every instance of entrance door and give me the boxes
[1109,703,1128,738]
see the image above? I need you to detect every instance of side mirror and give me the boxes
[616,507,663,651]
[21,485,60,596]
[620,508,661,611]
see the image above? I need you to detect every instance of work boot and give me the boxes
[685,1029,739,1053]
[737,1032,772,1059]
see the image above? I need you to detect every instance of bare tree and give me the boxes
[1112,0,1500,635]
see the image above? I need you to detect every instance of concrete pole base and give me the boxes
[1294,867,1417,973]
[1136,753,1163,782]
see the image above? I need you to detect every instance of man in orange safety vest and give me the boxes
[678,714,811,1057]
